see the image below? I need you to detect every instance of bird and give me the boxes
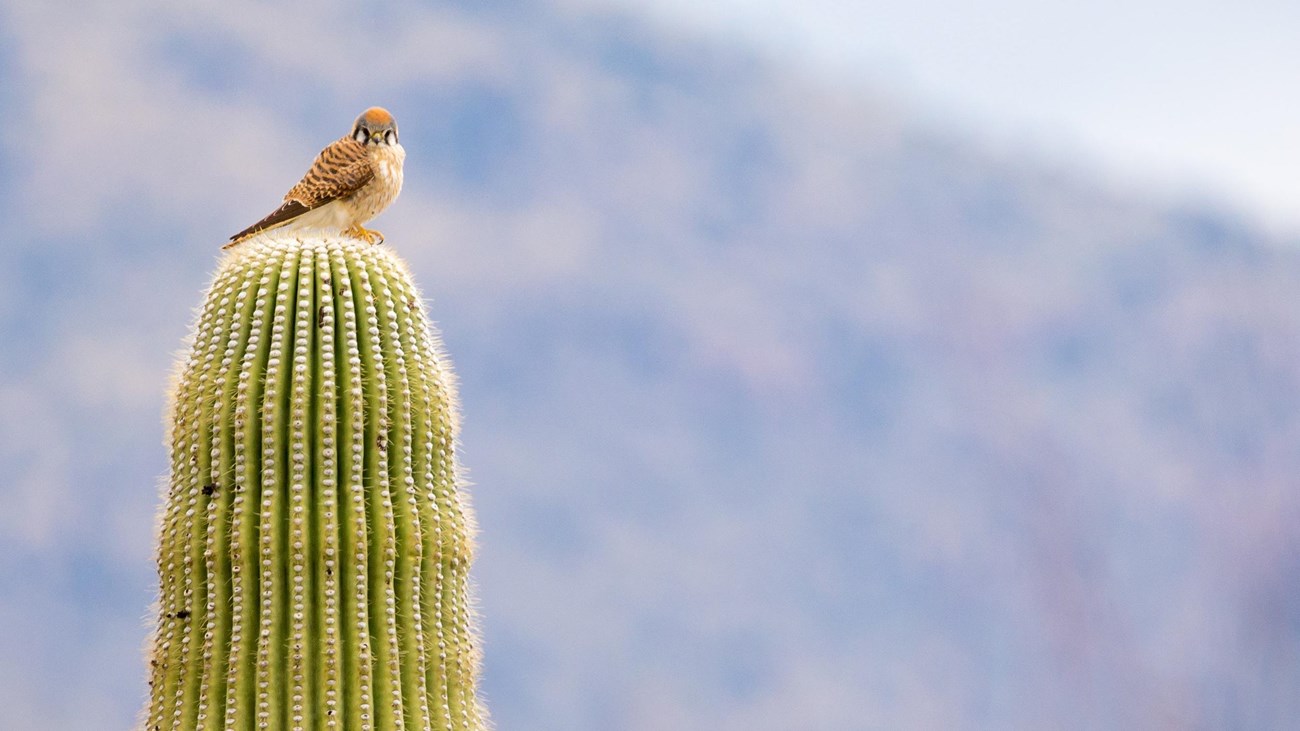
[226,107,405,248]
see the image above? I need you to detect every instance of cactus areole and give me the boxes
[143,233,487,730]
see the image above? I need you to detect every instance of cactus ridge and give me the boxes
[144,233,486,730]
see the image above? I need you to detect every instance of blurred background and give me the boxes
[1,0,1298,728]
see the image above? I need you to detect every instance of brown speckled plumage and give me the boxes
[228,138,374,243]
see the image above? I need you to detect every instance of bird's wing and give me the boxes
[227,137,375,244]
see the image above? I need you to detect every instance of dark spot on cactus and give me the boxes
[377,431,387,450]
[407,296,417,312]
[202,483,217,497]
[318,305,327,328]
[172,609,191,620]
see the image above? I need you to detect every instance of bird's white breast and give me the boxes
[349,144,405,224]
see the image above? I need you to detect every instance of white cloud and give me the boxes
[0,384,74,550]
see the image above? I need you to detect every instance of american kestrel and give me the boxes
[226,107,405,248]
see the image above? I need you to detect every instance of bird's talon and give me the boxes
[344,225,384,245]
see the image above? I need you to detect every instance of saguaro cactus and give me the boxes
[142,232,486,730]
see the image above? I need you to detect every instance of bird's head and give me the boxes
[352,107,399,147]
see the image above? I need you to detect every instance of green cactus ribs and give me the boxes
[144,232,487,731]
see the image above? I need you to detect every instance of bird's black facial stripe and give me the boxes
[385,130,396,144]
[354,127,369,143]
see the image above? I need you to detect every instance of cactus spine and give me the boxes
[144,233,486,730]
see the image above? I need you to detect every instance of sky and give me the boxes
[612,0,1300,234]
[1,0,1299,729]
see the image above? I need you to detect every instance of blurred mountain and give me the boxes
[1,1,1297,729]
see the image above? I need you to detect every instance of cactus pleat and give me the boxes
[144,233,486,730]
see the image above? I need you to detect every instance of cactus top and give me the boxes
[144,232,486,731]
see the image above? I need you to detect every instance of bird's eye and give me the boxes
[354,128,369,144]
[385,130,396,145]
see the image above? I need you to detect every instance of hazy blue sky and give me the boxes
[612,0,1300,232]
